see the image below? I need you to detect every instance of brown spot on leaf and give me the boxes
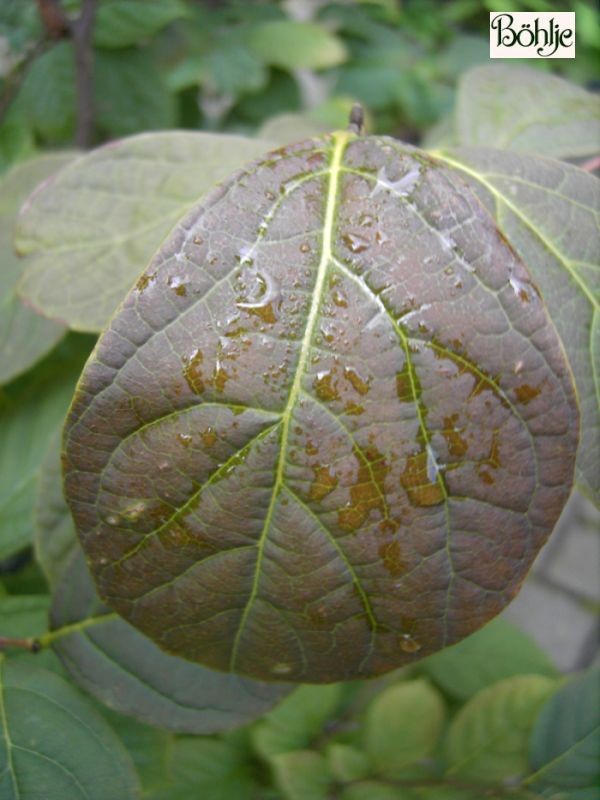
[342,232,369,253]
[310,465,338,501]
[345,402,364,416]
[400,451,445,507]
[443,414,468,458]
[245,303,277,325]
[379,539,406,576]
[135,272,155,293]
[314,371,339,402]
[515,383,541,404]
[201,427,217,448]
[183,350,204,394]
[344,366,369,395]
[305,439,318,456]
[338,447,389,531]
[399,634,422,653]
[213,365,230,393]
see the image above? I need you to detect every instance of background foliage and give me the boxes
[0,1,598,799]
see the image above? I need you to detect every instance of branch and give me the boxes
[69,0,97,148]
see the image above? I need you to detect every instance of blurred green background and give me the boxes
[1,0,598,167]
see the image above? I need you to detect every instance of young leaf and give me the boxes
[145,737,262,800]
[11,42,75,141]
[248,20,348,70]
[0,155,71,384]
[327,743,370,782]
[432,147,599,504]
[340,783,413,800]
[271,750,333,800]
[252,683,346,760]
[443,675,559,783]
[365,679,445,776]
[527,668,600,798]
[93,0,188,49]
[49,548,291,734]
[0,595,62,673]
[16,131,273,332]
[456,65,600,159]
[419,617,557,701]
[93,49,177,137]
[0,657,140,799]
[0,334,93,560]
[100,709,173,793]
[62,133,578,682]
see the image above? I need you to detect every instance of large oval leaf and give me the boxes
[63,133,578,682]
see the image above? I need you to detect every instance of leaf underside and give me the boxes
[63,133,578,683]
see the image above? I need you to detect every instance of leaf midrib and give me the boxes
[228,131,351,671]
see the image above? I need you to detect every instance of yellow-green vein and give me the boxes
[228,131,351,671]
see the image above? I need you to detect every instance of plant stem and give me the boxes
[69,0,97,147]
[37,612,119,648]
[0,612,118,654]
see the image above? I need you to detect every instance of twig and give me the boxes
[348,103,365,135]
[69,0,97,148]
[0,636,41,653]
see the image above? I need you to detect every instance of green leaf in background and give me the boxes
[49,548,292,733]
[527,667,600,799]
[365,679,445,777]
[0,333,94,560]
[16,131,273,332]
[0,594,49,638]
[248,20,348,70]
[101,709,173,794]
[33,430,78,588]
[455,65,600,159]
[12,41,76,142]
[0,155,71,385]
[258,113,332,145]
[327,743,370,782]
[340,783,411,800]
[272,750,332,800]
[93,0,188,49]
[146,737,262,800]
[258,99,358,146]
[0,657,140,799]
[252,683,346,760]
[0,594,62,673]
[419,618,557,701]
[205,36,268,97]
[0,120,35,174]
[93,48,176,137]
[432,147,599,504]
[443,675,559,783]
